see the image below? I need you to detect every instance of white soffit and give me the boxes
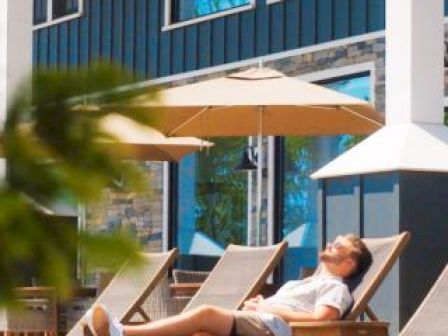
[311,123,448,179]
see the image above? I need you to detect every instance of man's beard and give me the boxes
[319,251,345,264]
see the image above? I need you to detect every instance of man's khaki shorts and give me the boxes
[231,311,274,336]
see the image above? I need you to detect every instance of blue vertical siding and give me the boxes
[135,0,148,77]
[184,25,198,72]
[68,20,79,66]
[212,18,225,66]
[33,0,400,79]
[123,0,136,72]
[255,2,269,57]
[101,0,113,61]
[270,3,284,53]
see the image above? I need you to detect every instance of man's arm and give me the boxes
[246,303,340,322]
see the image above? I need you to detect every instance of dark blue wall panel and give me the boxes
[211,18,225,66]
[350,0,368,35]
[58,22,69,68]
[135,0,147,77]
[90,0,101,60]
[255,2,269,56]
[147,0,159,78]
[270,3,284,53]
[101,0,113,62]
[68,20,79,66]
[123,0,136,73]
[185,25,198,72]
[34,0,393,78]
[112,0,123,65]
[172,29,185,73]
[324,176,361,242]
[239,11,255,60]
[301,0,317,47]
[198,21,211,69]
[225,16,239,63]
[333,0,350,39]
[317,0,332,43]
[284,0,300,50]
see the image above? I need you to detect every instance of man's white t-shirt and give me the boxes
[255,274,353,336]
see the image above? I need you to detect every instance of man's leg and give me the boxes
[93,305,234,336]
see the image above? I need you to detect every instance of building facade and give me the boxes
[29,1,448,335]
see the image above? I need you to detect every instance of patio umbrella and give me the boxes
[126,67,384,244]
[98,113,213,161]
[0,114,213,162]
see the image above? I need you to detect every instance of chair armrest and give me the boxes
[289,321,389,336]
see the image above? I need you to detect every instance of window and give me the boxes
[166,0,254,29]
[33,0,83,29]
[280,73,371,281]
[176,137,248,270]
[53,0,79,19]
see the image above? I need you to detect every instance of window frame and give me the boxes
[266,0,283,4]
[33,0,84,31]
[163,0,256,32]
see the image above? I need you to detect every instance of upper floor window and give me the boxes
[165,0,254,30]
[33,0,83,29]
[53,0,80,19]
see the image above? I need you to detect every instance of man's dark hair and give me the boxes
[345,234,373,277]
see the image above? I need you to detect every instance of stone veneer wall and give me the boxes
[86,162,164,253]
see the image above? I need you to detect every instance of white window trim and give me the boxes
[163,0,256,32]
[266,0,283,4]
[296,62,377,105]
[33,0,84,31]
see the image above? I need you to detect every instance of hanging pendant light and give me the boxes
[235,146,258,171]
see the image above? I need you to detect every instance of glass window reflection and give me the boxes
[171,0,251,23]
[177,137,248,270]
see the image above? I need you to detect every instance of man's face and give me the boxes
[319,235,357,275]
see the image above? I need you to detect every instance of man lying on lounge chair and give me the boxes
[85,234,372,336]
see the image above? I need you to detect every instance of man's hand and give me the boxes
[250,303,340,322]
[242,295,264,311]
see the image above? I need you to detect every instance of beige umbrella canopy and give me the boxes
[125,67,384,244]
[98,114,213,161]
[131,67,384,137]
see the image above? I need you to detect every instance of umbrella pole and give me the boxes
[256,106,263,246]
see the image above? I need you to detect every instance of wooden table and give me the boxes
[290,321,389,336]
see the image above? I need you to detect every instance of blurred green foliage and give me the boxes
[0,63,157,304]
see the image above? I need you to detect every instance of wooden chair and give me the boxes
[399,263,448,336]
[67,249,178,336]
[182,241,288,312]
[290,232,411,336]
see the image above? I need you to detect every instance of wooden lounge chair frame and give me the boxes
[399,263,448,336]
[182,241,288,312]
[290,231,411,336]
[67,248,178,336]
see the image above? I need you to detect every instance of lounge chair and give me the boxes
[399,263,448,336]
[67,249,178,336]
[290,232,411,336]
[182,241,288,312]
